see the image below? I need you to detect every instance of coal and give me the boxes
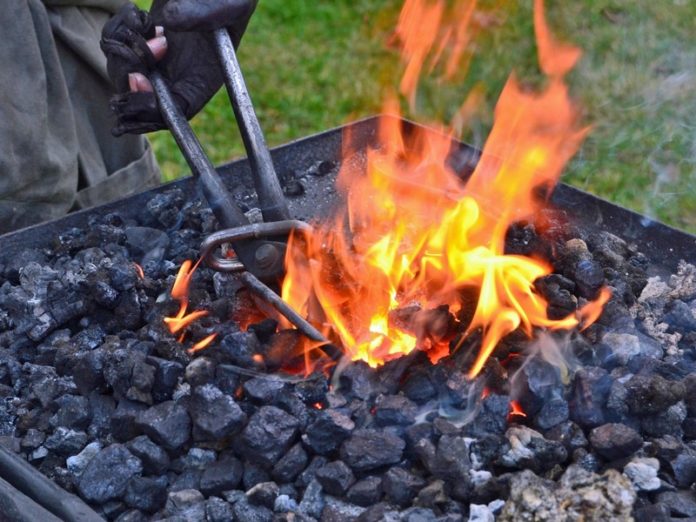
[589,423,643,460]
[315,460,355,497]
[188,384,246,441]
[346,476,383,507]
[623,374,685,416]
[200,454,243,496]
[303,409,354,455]
[77,444,143,503]
[271,442,308,483]
[239,406,300,468]
[124,476,168,512]
[340,429,405,472]
[136,401,190,451]
[382,467,426,506]
[246,481,279,508]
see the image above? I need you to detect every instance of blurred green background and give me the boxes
[135,0,696,233]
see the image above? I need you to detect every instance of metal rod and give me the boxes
[239,271,343,361]
[213,29,290,224]
[150,72,285,281]
[0,445,104,522]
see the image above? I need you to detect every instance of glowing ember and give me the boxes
[508,400,527,419]
[188,333,218,354]
[281,0,610,377]
[133,262,145,280]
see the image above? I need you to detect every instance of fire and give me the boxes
[163,260,216,352]
[508,400,527,420]
[281,0,609,377]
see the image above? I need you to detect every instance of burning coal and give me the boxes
[280,0,610,376]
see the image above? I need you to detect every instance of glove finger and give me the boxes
[158,0,258,33]
[110,92,165,136]
[101,4,159,91]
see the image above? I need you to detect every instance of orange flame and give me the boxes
[133,263,145,280]
[163,259,215,349]
[281,0,609,378]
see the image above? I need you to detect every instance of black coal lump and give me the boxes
[136,401,191,452]
[239,406,300,468]
[303,409,355,455]
[126,435,170,475]
[200,454,243,497]
[340,429,405,472]
[188,384,246,441]
[77,444,143,504]
[315,460,356,497]
[589,423,643,460]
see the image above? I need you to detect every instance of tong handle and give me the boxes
[212,29,290,224]
[150,72,286,281]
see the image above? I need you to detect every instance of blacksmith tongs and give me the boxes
[148,28,330,347]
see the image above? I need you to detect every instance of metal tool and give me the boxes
[149,27,334,353]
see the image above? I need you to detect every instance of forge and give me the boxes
[0,116,695,522]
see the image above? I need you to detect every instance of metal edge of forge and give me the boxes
[0,115,693,515]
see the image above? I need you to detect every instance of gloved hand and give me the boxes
[101,0,258,136]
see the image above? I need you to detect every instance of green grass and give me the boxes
[135,0,696,233]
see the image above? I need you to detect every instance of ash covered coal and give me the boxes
[0,182,694,522]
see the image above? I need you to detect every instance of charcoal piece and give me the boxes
[589,423,642,460]
[572,259,605,299]
[4,248,47,283]
[544,421,588,452]
[534,397,569,430]
[20,428,45,451]
[664,300,696,332]
[465,394,509,438]
[124,476,168,512]
[44,427,88,456]
[136,400,191,451]
[232,498,274,522]
[163,488,206,520]
[145,356,183,403]
[200,455,243,496]
[339,362,379,401]
[272,442,308,483]
[633,503,671,522]
[247,319,279,344]
[94,281,120,309]
[104,349,154,404]
[470,434,504,471]
[655,491,696,517]
[382,467,426,507]
[170,469,202,492]
[402,369,437,404]
[247,481,280,509]
[346,476,383,507]
[239,406,299,467]
[534,274,577,319]
[405,423,434,456]
[176,447,216,471]
[315,461,355,497]
[146,189,185,229]
[72,348,107,395]
[46,280,87,327]
[623,457,660,491]
[49,394,91,430]
[126,435,170,475]
[569,367,612,428]
[340,429,405,472]
[671,453,696,488]
[214,364,240,395]
[66,441,102,477]
[374,394,418,426]
[111,399,147,442]
[72,326,106,351]
[184,357,215,388]
[206,497,234,522]
[244,461,271,490]
[243,377,287,404]
[77,444,143,503]
[283,178,305,197]
[188,384,246,441]
[219,331,260,367]
[296,456,328,489]
[114,288,142,330]
[498,426,567,472]
[601,332,662,366]
[624,374,684,416]
[302,409,354,456]
[294,376,329,405]
[299,479,324,519]
[640,401,687,438]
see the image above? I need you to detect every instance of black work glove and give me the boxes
[101,0,258,136]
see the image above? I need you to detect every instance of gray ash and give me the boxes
[0,183,694,522]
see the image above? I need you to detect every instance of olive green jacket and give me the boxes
[0,0,160,233]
